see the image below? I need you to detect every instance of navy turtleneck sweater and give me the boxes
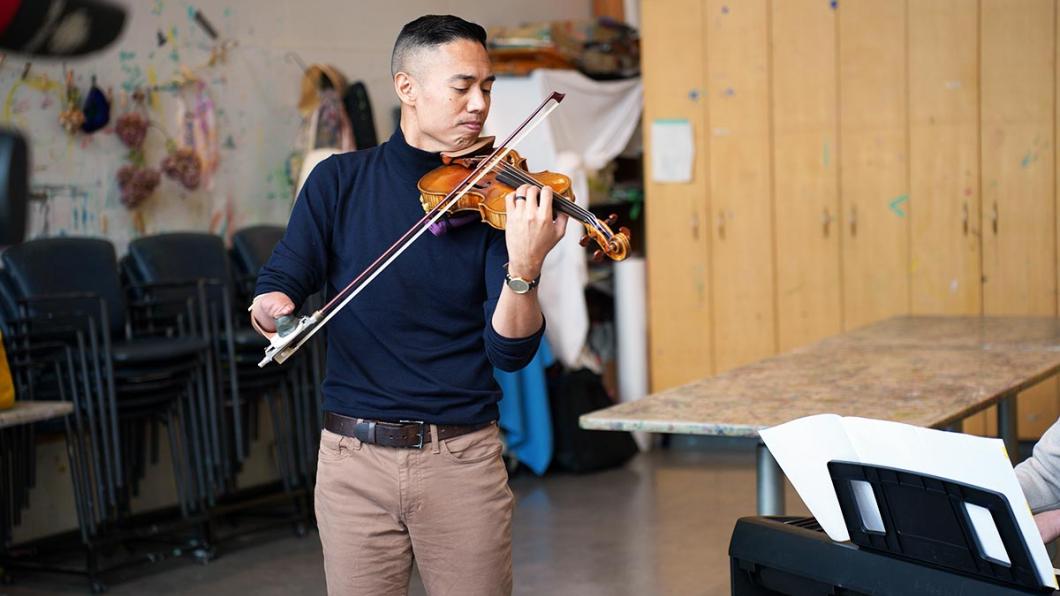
[256,129,544,425]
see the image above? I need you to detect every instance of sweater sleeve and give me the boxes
[1016,416,1060,513]
[481,228,544,372]
[255,156,341,308]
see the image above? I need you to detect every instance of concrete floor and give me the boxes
[1,437,808,595]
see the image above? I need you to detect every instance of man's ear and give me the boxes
[394,71,416,106]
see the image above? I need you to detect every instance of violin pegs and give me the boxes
[619,226,631,237]
[605,213,618,226]
[592,249,605,262]
[579,235,591,247]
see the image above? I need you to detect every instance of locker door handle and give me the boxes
[991,202,998,235]
[717,210,726,240]
[962,202,969,236]
[822,208,832,237]
[849,205,857,237]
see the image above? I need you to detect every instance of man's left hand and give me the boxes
[503,184,569,279]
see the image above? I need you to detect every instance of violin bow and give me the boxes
[256,92,566,367]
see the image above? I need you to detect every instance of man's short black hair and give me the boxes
[391,15,488,76]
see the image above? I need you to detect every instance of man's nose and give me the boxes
[466,87,488,113]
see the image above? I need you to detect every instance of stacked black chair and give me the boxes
[123,233,245,501]
[232,225,325,491]
[125,231,319,504]
[0,237,215,590]
[0,270,101,549]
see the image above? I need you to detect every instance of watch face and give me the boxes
[508,278,531,294]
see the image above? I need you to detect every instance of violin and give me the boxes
[418,140,630,262]
[257,91,631,367]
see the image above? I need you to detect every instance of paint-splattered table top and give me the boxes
[0,401,73,429]
[580,316,1060,437]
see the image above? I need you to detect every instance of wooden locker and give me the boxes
[642,0,714,391]
[705,0,777,372]
[771,0,841,352]
[907,0,987,433]
[838,0,911,331]
[981,0,1058,440]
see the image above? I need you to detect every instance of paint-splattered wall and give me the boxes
[2,0,590,255]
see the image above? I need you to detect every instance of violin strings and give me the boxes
[492,161,594,221]
[488,160,608,233]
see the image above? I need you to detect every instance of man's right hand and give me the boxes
[250,291,295,336]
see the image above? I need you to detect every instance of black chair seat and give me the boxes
[111,336,208,364]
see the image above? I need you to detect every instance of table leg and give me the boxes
[756,443,785,516]
[997,393,1019,464]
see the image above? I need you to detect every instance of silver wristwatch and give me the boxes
[504,263,540,294]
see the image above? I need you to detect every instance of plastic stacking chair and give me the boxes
[125,232,315,501]
[2,238,211,518]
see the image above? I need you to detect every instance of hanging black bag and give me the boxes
[549,367,639,473]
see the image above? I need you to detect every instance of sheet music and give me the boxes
[760,414,1058,589]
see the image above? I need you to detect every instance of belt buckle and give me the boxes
[400,419,425,449]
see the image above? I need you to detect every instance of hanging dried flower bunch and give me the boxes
[58,69,85,135]
[116,163,161,208]
[114,111,148,149]
[160,145,203,190]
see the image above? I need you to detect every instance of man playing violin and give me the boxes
[250,14,567,596]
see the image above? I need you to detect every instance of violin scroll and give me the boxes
[582,218,630,262]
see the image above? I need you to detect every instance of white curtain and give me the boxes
[483,69,643,369]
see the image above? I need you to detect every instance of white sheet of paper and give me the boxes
[758,414,857,540]
[759,414,1057,589]
[650,119,694,183]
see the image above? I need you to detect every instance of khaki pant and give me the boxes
[314,422,514,596]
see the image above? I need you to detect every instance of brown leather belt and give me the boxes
[323,411,491,449]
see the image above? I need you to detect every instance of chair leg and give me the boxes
[165,407,190,519]
[290,366,308,485]
[264,392,293,493]
[92,308,125,502]
[206,305,231,489]
[283,378,303,488]
[1,428,11,548]
[73,333,107,521]
[62,415,92,545]
[219,293,245,463]
[178,390,206,512]
[202,354,223,500]
[150,418,160,465]
[190,356,217,504]
[54,359,90,542]
[188,370,215,508]
[80,331,115,511]
[241,396,252,463]
[63,346,99,533]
